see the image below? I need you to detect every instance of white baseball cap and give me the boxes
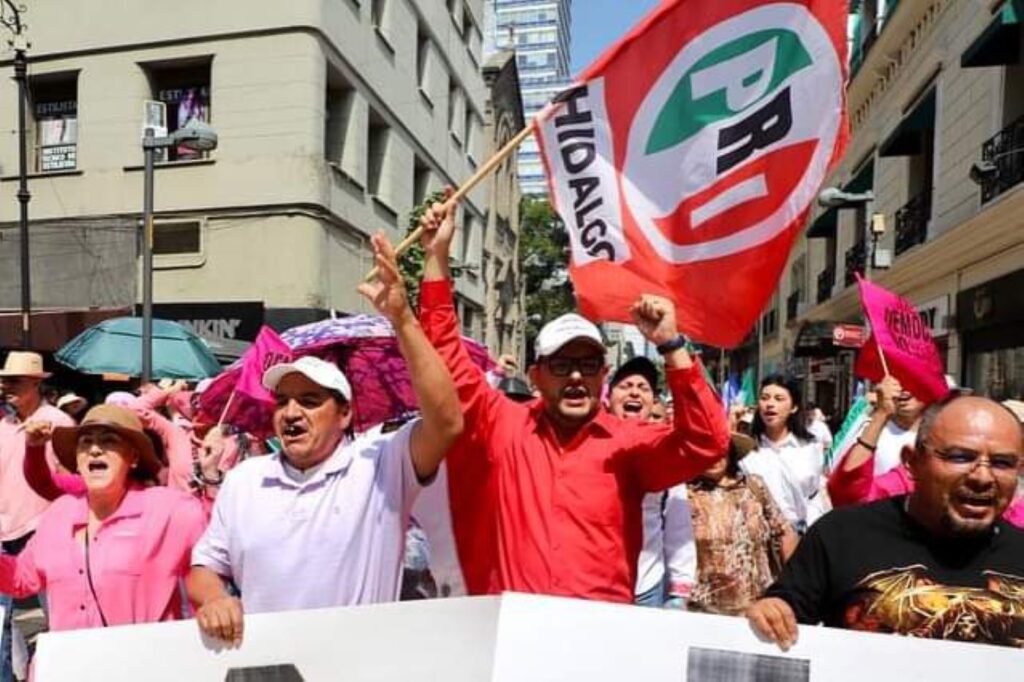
[262,356,352,402]
[534,313,604,358]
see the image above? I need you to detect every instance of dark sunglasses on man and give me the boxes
[544,356,604,377]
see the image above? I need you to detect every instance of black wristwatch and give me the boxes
[656,334,689,355]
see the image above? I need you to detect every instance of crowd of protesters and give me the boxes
[0,196,1022,679]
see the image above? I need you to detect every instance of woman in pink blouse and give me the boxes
[1,405,206,631]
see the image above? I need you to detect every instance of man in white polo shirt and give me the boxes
[187,233,463,645]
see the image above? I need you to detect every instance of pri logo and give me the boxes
[622,4,843,264]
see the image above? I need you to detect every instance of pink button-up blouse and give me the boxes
[0,486,207,631]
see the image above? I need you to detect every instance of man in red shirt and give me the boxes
[415,195,729,603]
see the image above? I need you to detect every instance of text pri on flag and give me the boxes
[534,0,849,347]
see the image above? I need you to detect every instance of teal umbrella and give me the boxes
[56,317,222,380]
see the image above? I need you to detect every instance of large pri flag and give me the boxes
[534,0,848,347]
[854,276,949,405]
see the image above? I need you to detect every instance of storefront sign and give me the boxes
[832,323,867,348]
[914,296,949,337]
[143,302,264,342]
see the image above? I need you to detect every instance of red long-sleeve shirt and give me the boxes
[419,279,729,603]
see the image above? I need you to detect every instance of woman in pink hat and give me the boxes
[1,405,206,632]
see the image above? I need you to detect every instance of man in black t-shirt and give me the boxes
[747,395,1024,649]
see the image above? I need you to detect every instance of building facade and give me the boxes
[0,0,494,351]
[481,51,527,367]
[762,0,1024,418]
[484,0,572,196]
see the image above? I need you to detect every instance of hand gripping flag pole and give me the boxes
[363,123,536,283]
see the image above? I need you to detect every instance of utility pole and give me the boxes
[2,1,31,348]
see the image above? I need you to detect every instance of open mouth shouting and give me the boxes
[281,421,309,445]
[621,400,645,417]
[951,490,997,519]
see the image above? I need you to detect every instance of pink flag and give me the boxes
[197,326,292,436]
[854,276,948,404]
[235,326,292,402]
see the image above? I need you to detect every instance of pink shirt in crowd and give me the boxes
[0,404,74,542]
[828,457,1024,528]
[0,486,206,631]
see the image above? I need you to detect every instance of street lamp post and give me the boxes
[2,1,31,348]
[140,119,218,383]
[817,187,877,280]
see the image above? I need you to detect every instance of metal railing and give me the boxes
[894,188,931,256]
[979,114,1024,204]
[817,267,835,304]
[844,242,866,287]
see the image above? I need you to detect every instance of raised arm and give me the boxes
[416,189,505,444]
[23,421,85,499]
[359,232,463,481]
[835,376,900,473]
[625,295,730,491]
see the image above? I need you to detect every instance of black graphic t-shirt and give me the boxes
[766,496,1024,647]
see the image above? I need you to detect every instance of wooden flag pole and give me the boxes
[217,389,237,428]
[363,123,536,282]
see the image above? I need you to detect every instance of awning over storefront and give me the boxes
[0,308,131,352]
[880,89,936,157]
[961,0,1023,69]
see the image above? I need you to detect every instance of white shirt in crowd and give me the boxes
[662,484,696,599]
[867,420,917,476]
[635,492,667,598]
[192,420,425,613]
[807,417,833,451]
[740,433,827,530]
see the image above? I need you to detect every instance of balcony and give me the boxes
[844,242,866,287]
[894,188,931,256]
[816,267,835,304]
[787,291,801,322]
[978,114,1024,204]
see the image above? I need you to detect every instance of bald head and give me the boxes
[906,395,1022,538]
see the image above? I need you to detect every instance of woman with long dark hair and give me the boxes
[740,375,827,533]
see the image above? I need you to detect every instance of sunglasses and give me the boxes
[925,446,1020,475]
[544,356,604,377]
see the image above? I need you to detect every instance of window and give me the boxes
[413,157,431,207]
[371,0,386,29]
[145,59,212,162]
[448,82,464,144]
[30,73,78,173]
[464,107,475,159]
[325,69,366,183]
[153,221,201,255]
[367,108,391,201]
[417,28,431,96]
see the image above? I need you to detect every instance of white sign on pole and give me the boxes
[142,100,168,139]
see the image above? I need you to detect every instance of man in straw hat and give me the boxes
[188,232,463,645]
[4,405,205,633]
[0,351,74,681]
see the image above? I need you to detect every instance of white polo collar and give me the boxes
[758,432,801,452]
[269,438,354,489]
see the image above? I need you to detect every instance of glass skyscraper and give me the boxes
[484,0,572,196]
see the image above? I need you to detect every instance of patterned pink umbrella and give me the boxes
[282,315,493,433]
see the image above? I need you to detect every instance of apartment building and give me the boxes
[760,0,1024,417]
[484,0,572,196]
[481,50,526,366]
[0,0,497,350]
